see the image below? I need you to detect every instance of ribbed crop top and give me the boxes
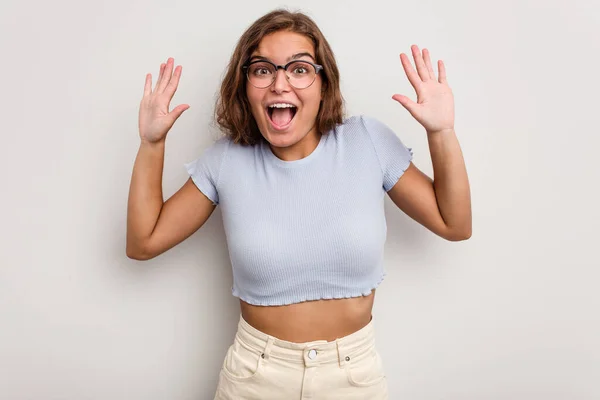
[184,115,413,306]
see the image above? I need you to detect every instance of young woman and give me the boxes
[127,9,471,400]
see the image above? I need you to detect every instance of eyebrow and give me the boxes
[248,52,316,63]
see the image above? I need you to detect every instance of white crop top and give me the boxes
[185,115,413,306]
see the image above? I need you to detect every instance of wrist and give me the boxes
[426,128,455,136]
[140,138,166,149]
[140,139,165,152]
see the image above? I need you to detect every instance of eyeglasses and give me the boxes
[243,59,323,89]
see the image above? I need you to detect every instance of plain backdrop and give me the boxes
[1,0,599,398]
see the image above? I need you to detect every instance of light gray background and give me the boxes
[1,0,599,398]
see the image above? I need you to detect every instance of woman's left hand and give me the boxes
[392,45,454,134]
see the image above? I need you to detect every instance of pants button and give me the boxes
[308,349,318,359]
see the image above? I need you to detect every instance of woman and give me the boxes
[127,9,471,400]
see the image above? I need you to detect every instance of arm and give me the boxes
[126,139,216,260]
[387,130,471,241]
[389,45,471,240]
[127,57,216,260]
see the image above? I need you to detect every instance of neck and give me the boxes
[270,127,321,161]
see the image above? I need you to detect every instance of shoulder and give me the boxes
[192,135,232,160]
[202,135,260,160]
[337,114,366,131]
[185,135,232,174]
[208,135,233,153]
[200,135,268,171]
[334,114,392,133]
[330,114,397,144]
[335,113,412,163]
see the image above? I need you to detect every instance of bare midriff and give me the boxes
[240,289,376,342]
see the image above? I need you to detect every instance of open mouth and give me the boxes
[267,103,298,129]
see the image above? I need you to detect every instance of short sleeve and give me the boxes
[184,137,230,205]
[361,115,413,191]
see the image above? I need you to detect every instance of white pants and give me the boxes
[214,315,388,399]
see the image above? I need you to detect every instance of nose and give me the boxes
[271,68,290,94]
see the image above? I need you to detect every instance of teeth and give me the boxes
[268,103,296,108]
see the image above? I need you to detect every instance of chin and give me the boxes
[262,129,302,149]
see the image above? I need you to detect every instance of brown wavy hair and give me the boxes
[215,9,345,145]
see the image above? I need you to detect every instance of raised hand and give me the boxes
[392,45,454,134]
[138,58,190,143]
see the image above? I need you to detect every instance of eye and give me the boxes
[287,61,313,76]
[249,63,274,76]
[293,66,308,74]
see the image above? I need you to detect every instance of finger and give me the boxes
[157,58,174,94]
[400,53,421,91]
[411,45,429,82]
[144,73,152,97]
[423,48,436,80]
[155,63,165,92]
[438,60,448,84]
[392,94,419,116]
[169,104,190,121]
[165,65,183,97]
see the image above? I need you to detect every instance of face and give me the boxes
[246,30,323,153]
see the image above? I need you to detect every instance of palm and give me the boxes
[393,45,455,134]
[139,102,173,142]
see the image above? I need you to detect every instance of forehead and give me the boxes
[252,31,315,62]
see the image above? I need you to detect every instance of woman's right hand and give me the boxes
[139,57,190,143]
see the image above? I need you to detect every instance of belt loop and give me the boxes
[261,336,274,361]
[335,339,345,367]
